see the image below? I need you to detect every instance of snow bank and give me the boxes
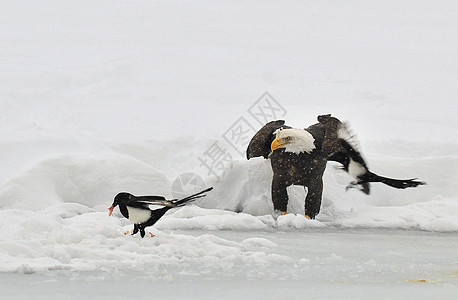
[1,127,455,283]
[0,204,291,279]
[0,154,171,210]
[1,139,454,278]
[1,139,457,234]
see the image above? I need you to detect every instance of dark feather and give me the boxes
[246,120,290,159]
[127,195,173,207]
[136,200,176,208]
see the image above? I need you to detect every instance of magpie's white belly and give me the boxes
[348,158,366,178]
[127,207,151,224]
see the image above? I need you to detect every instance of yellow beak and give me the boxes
[271,137,288,151]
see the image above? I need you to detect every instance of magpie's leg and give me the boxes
[132,224,139,236]
[140,228,146,238]
[346,180,371,194]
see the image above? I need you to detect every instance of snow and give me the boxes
[1,0,458,299]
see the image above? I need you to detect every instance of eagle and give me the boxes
[246,114,425,219]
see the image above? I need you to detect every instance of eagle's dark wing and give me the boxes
[246,120,291,159]
[316,114,366,167]
[317,115,372,194]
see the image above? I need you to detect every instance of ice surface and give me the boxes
[1,0,457,299]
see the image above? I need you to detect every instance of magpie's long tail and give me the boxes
[173,187,213,207]
[364,172,425,189]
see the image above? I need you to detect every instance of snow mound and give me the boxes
[1,143,457,234]
[0,206,291,279]
[0,155,171,210]
[157,205,326,231]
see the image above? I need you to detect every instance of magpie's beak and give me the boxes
[271,137,288,151]
[108,205,115,216]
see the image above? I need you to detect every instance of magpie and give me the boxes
[332,139,425,193]
[108,187,213,238]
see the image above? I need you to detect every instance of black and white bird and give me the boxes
[108,187,213,238]
[247,114,425,219]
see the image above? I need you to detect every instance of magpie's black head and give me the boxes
[108,192,133,216]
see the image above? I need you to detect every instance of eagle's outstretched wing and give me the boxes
[246,120,290,159]
[318,115,368,169]
[317,114,372,193]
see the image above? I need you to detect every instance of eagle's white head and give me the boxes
[271,128,316,154]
